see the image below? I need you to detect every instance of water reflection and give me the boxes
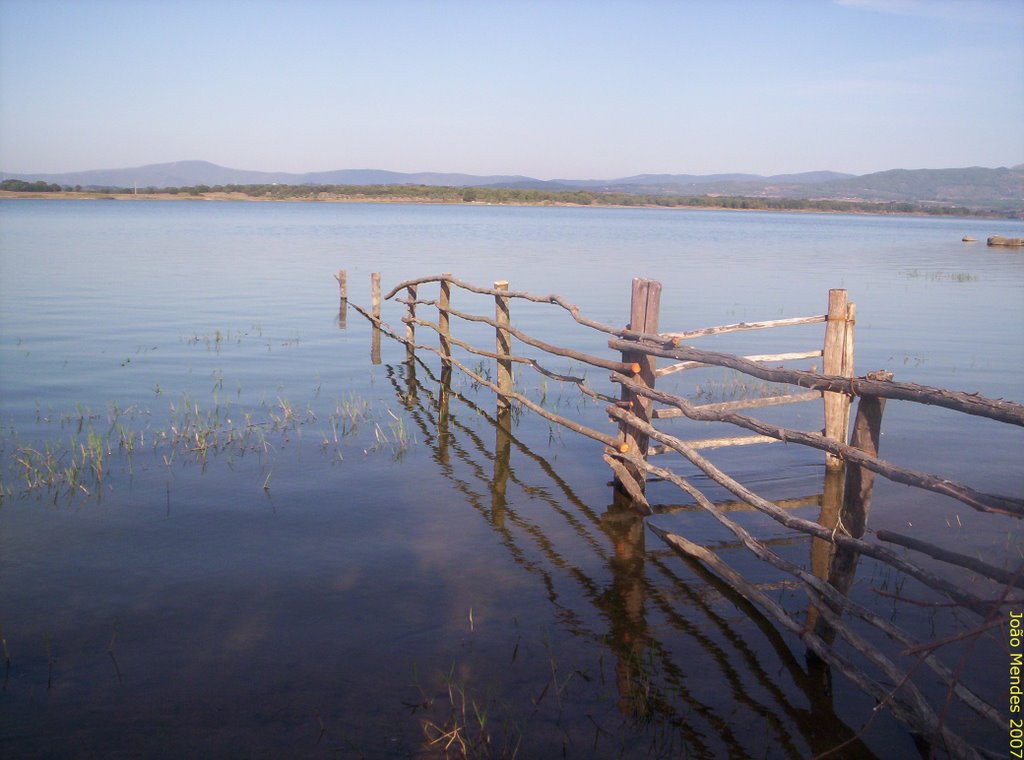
[382,355,879,756]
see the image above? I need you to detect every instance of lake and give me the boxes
[1,199,1022,758]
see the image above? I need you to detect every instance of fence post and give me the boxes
[335,268,347,329]
[370,272,381,365]
[615,278,661,502]
[439,273,452,369]
[822,289,853,470]
[494,280,512,412]
[405,284,417,362]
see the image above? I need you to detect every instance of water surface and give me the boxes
[1,200,1021,757]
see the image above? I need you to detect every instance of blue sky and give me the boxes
[1,0,1021,178]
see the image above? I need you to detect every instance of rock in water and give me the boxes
[987,235,1024,247]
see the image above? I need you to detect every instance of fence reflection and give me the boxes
[381,355,874,756]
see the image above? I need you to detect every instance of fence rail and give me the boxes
[339,269,1023,759]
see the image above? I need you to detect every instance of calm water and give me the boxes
[1,199,1022,758]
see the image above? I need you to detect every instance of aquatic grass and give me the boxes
[2,387,428,504]
[116,423,138,475]
[370,408,416,460]
[181,323,263,352]
[58,403,99,435]
[319,394,375,456]
[13,435,107,502]
[468,360,493,391]
[407,627,688,759]
[328,394,371,439]
[690,370,790,404]
[901,269,978,282]
[416,663,526,759]
[83,427,107,483]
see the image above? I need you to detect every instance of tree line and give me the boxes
[0,177,1001,217]
[155,183,992,216]
[1,179,65,192]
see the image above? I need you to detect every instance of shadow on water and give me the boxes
[384,353,882,758]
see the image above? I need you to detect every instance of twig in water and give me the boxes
[107,628,123,686]
[1,628,9,691]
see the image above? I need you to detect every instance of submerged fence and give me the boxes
[338,270,1023,758]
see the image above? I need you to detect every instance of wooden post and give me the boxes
[843,302,855,379]
[615,278,661,503]
[494,280,512,411]
[371,272,381,319]
[335,268,348,328]
[370,272,381,365]
[405,283,417,362]
[438,274,453,464]
[439,273,452,369]
[822,289,853,470]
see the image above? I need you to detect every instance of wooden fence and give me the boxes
[339,270,1023,759]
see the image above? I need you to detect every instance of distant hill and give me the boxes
[552,167,1022,211]
[0,160,534,191]
[2,160,1021,211]
[794,166,1024,210]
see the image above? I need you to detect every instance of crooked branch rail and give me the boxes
[340,269,1023,758]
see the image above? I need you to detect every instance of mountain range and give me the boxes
[4,160,1022,211]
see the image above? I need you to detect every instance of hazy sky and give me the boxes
[1,0,1021,178]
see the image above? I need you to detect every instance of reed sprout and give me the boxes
[690,370,789,404]
[3,386,424,504]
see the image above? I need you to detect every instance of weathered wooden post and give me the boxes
[822,289,854,470]
[370,272,381,365]
[437,275,454,463]
[614,278,661,504]
[439,273,452,369]
[335,268,347,329]
[405,283,417,362]
[371,272,381,319]
[494,280,512,412]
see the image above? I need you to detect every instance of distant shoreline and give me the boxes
[0,189,1016,220]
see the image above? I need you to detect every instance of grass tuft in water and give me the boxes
[3,386,427,505]
[901,269,978,282]
[690,370,790,404]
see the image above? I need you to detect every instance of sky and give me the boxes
[0,0,1022,179]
